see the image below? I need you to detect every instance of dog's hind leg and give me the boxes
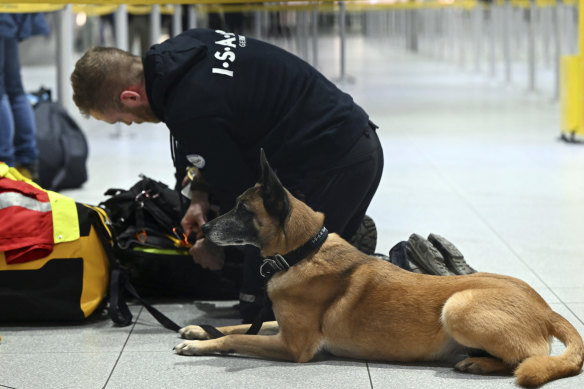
[454,357,514,375]
[180,321,279,340]
[441,289,551,376]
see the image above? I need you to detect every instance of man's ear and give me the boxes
[120,90,142,108]
[259,149,290,226]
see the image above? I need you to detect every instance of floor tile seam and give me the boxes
[365,361,374,389]
[112,349,178,354]
[102,306,143,389]
[0,351,122,356]
[407,138,584,327]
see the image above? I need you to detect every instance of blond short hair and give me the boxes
[70,47,143,116]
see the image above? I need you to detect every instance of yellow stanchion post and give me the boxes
[560,55,583,141]
[560,0,584,142]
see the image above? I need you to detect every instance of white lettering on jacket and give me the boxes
[211,30,245,78]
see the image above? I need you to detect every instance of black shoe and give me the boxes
[404,246,425,274]
[406,233,454,276]
[427,233,476,275]
[371,253,390,261]
[373,246,425,274]
[349,215,377,255]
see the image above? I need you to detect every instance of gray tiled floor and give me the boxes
[2,32,584,389]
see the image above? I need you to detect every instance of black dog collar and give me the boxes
[260,226,328,279]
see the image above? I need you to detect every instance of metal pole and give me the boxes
[488,4,496,77]
[115,5,129,50]
[150,5,162,46]
[542,5,551,68]
[339,1,347,80]
[448,9,454,59]
[552,2,561,100]
[301,11,309,60]
[254,10,262,39]
[459,9,466,69]
[56,4,73,111]
[406,9,418,52]
[527,0,536,91]
[312,4,319,68]
[503,0,512,83]
[114,5,128,137]
[188,5,197,29]
[172,5,183,37]
[473,5,481,71]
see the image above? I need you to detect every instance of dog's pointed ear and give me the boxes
[259,149,290,226]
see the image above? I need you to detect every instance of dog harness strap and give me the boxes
[246,297,273,335]
[199,324,226,339]
[260,226,328,278]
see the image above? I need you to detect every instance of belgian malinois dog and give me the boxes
[175,150,583,387]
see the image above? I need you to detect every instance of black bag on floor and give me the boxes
[100,175,240,299]
[32,87,88,191]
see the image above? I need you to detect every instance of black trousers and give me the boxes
[241,125,384,301]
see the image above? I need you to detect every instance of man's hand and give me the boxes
[181,191,210,239]
[189,238,225,271]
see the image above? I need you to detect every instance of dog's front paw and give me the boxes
[179,325,210,340]
[174,340,205,356]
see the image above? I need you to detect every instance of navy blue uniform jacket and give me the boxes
[143,28,370,209]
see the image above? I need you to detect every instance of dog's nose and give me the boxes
[201,222,211,236]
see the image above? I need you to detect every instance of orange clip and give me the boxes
[182,233,190,247]
[136,230,147,243]
[173,227,190,247]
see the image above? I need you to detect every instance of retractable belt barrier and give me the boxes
[1,0,577,15]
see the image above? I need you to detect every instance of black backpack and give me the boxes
[32,88,88,191]
[100,175,241,299]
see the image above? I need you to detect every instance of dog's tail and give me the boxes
[514,311,584,387]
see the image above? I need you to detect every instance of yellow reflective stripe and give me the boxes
[47,191,79,244]
[0,192,51,212]
[133,246,190,256]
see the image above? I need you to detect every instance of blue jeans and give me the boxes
[0,37,38,166]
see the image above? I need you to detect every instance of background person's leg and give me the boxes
[4,38,38,174]
[0,38,16,166]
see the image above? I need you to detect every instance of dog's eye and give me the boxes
[236,201,250,213]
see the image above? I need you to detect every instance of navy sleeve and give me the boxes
[170,117,257,210]
[171,140,189,191]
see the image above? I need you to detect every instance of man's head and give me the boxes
[70,47,159,125]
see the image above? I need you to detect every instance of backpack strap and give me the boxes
[87,205,182,332]
[109,267,181,332]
